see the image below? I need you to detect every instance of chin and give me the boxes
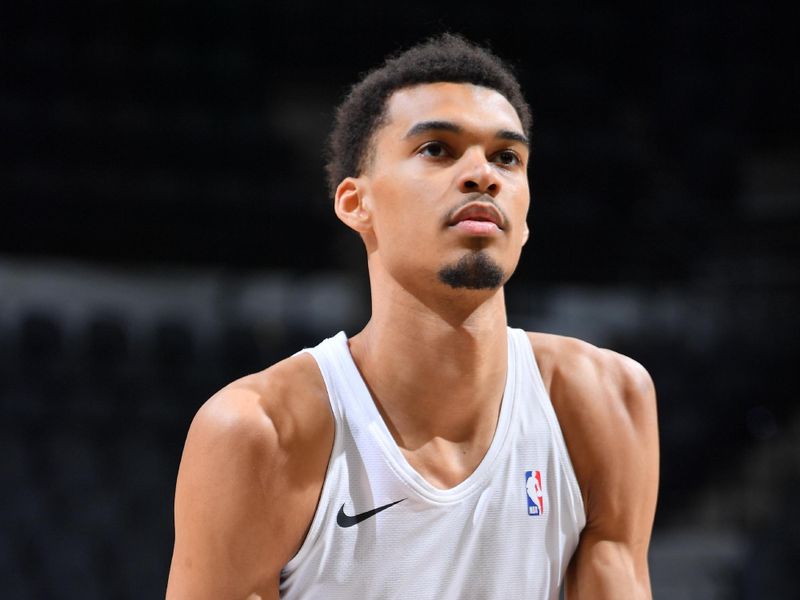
[437,250,506,290]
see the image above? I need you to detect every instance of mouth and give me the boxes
[447,202,505,234]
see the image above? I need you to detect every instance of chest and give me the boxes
[397,436,494,490]
[280,432,578,600]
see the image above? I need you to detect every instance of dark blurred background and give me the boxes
[1,1,799,598]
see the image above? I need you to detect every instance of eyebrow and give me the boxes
[404,120,530,147]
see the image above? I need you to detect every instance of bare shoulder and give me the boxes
[526,331,654,409]
[182,351,332,501]
[167,352,333,599]
[193,351,331,452]
[525,332,658,520]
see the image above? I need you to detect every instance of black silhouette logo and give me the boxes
[336,498,406,528]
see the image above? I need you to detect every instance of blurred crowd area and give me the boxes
[1,259,797,598]
[1,1,799,598]
[0,261,363,598]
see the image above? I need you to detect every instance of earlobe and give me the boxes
[334,177,372,233]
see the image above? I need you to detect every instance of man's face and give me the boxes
[344,82,531,294]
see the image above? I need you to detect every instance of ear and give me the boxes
[334,177,372,233]
[521,220,530,246]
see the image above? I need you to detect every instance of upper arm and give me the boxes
[540,337,658,599]
[166,357,332,600]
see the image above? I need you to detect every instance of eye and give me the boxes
[493,150,522,167]
[418,141,450,159]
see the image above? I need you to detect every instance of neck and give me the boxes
[348,264,509,449]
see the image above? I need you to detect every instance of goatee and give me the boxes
[437,251,504,290]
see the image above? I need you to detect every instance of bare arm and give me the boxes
[166,355,333,600]
[532,334,659,599]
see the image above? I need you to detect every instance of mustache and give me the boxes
[444,194,510,228]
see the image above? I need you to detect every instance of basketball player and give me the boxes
[167,34,659,599]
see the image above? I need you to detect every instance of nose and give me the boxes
[457,151,501,197]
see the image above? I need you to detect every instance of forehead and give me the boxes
[382,82,524,137]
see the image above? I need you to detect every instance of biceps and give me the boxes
[565,537,651,600]
[167,467,278,599]
[166,415,285,598]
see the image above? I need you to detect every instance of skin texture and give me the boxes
[166,82,659,599]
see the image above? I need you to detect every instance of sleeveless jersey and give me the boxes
[279,328,585,599]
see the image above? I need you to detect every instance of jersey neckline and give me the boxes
[330,328,518,504]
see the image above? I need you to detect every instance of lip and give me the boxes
[447,202,505,230]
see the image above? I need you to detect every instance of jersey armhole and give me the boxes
[282,343,343,573]
[516,329,587,532]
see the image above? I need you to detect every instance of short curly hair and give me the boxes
[324,33,532,197]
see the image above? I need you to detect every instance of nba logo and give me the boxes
[525,470,544,516]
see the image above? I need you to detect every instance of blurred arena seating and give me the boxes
[1,257,798,597]
[0,260,366,598]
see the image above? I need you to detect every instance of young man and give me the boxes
[167,34,659,599]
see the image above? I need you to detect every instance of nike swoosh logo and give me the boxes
[336,498,406,528]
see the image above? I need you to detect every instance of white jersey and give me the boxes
[279,328,585,599]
